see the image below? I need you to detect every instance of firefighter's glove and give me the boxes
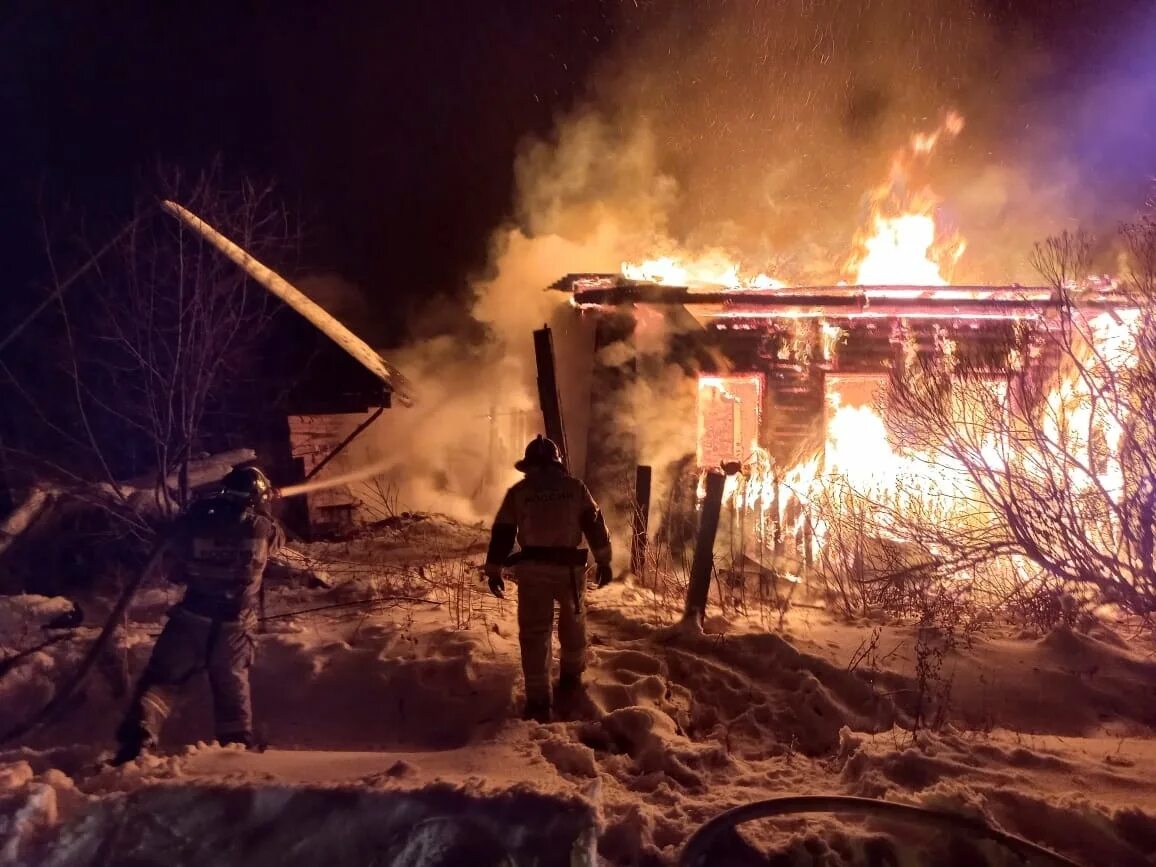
[595,562,613,589]
[484,565,505,598]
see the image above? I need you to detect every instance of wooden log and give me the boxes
[631,465,652,579]
[684,470,726,626]
[533,325,569,471]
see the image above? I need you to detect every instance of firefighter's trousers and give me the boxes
[515,563,587,704]
[121,605,256,743]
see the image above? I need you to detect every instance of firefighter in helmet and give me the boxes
[113,465,284,764]
[485,436,613,723]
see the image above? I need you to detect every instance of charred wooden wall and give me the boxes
[707,315,1024,463]
[583,308,1028,478]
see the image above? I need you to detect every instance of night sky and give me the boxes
[0,1,619,344]
[2,0,1153,347]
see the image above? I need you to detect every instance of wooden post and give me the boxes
[631,465,652,579]
[684,470,726,626]
[533,325,569,471]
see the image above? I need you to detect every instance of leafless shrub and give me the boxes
[1,162,293,523]
[846,625,883,675]
[641,539,694,626]
[360,476,402,523]
[912,626,955,738]
[1029,229,1095,294]
[877,221,1156,620]
[1001,574,1097,635]
[425,558,494,631]
[396,525,505,631]
[810,477,950,621]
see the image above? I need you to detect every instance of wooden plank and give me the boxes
[533,325,569,471]
[162,200,416,407]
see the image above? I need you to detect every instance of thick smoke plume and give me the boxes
[585,0,1129,283]
[323,119,682,522]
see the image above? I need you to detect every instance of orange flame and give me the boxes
[622,253,784,290]
[846,111,967,286]
[621,112,968,290]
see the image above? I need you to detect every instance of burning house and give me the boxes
[501,112,1146,602]
[544,275,1135,596]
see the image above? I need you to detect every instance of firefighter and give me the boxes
[113,466,283,764]
[484,436,613,723]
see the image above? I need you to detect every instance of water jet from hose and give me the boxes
[277,459,395,500]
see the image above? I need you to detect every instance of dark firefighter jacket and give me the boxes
[165,497,284,621]
[486,465,612,570]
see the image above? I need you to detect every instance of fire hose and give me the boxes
[678,795,1086,867]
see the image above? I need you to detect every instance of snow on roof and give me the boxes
[162,200,416,408]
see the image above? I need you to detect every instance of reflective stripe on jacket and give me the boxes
[486,466,612,569]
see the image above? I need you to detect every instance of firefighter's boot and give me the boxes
[558,671,582,692]
[111,720,155,766]
[522,697,552,724]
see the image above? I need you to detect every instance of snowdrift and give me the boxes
[4,516,1156,864]
[1,754,598,867]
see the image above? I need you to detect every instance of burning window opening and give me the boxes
[696,374,764,470]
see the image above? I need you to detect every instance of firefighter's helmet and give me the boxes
[515,435,563,472]
[221,465,274,507]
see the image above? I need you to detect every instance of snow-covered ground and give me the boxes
[3,514,1156,865]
